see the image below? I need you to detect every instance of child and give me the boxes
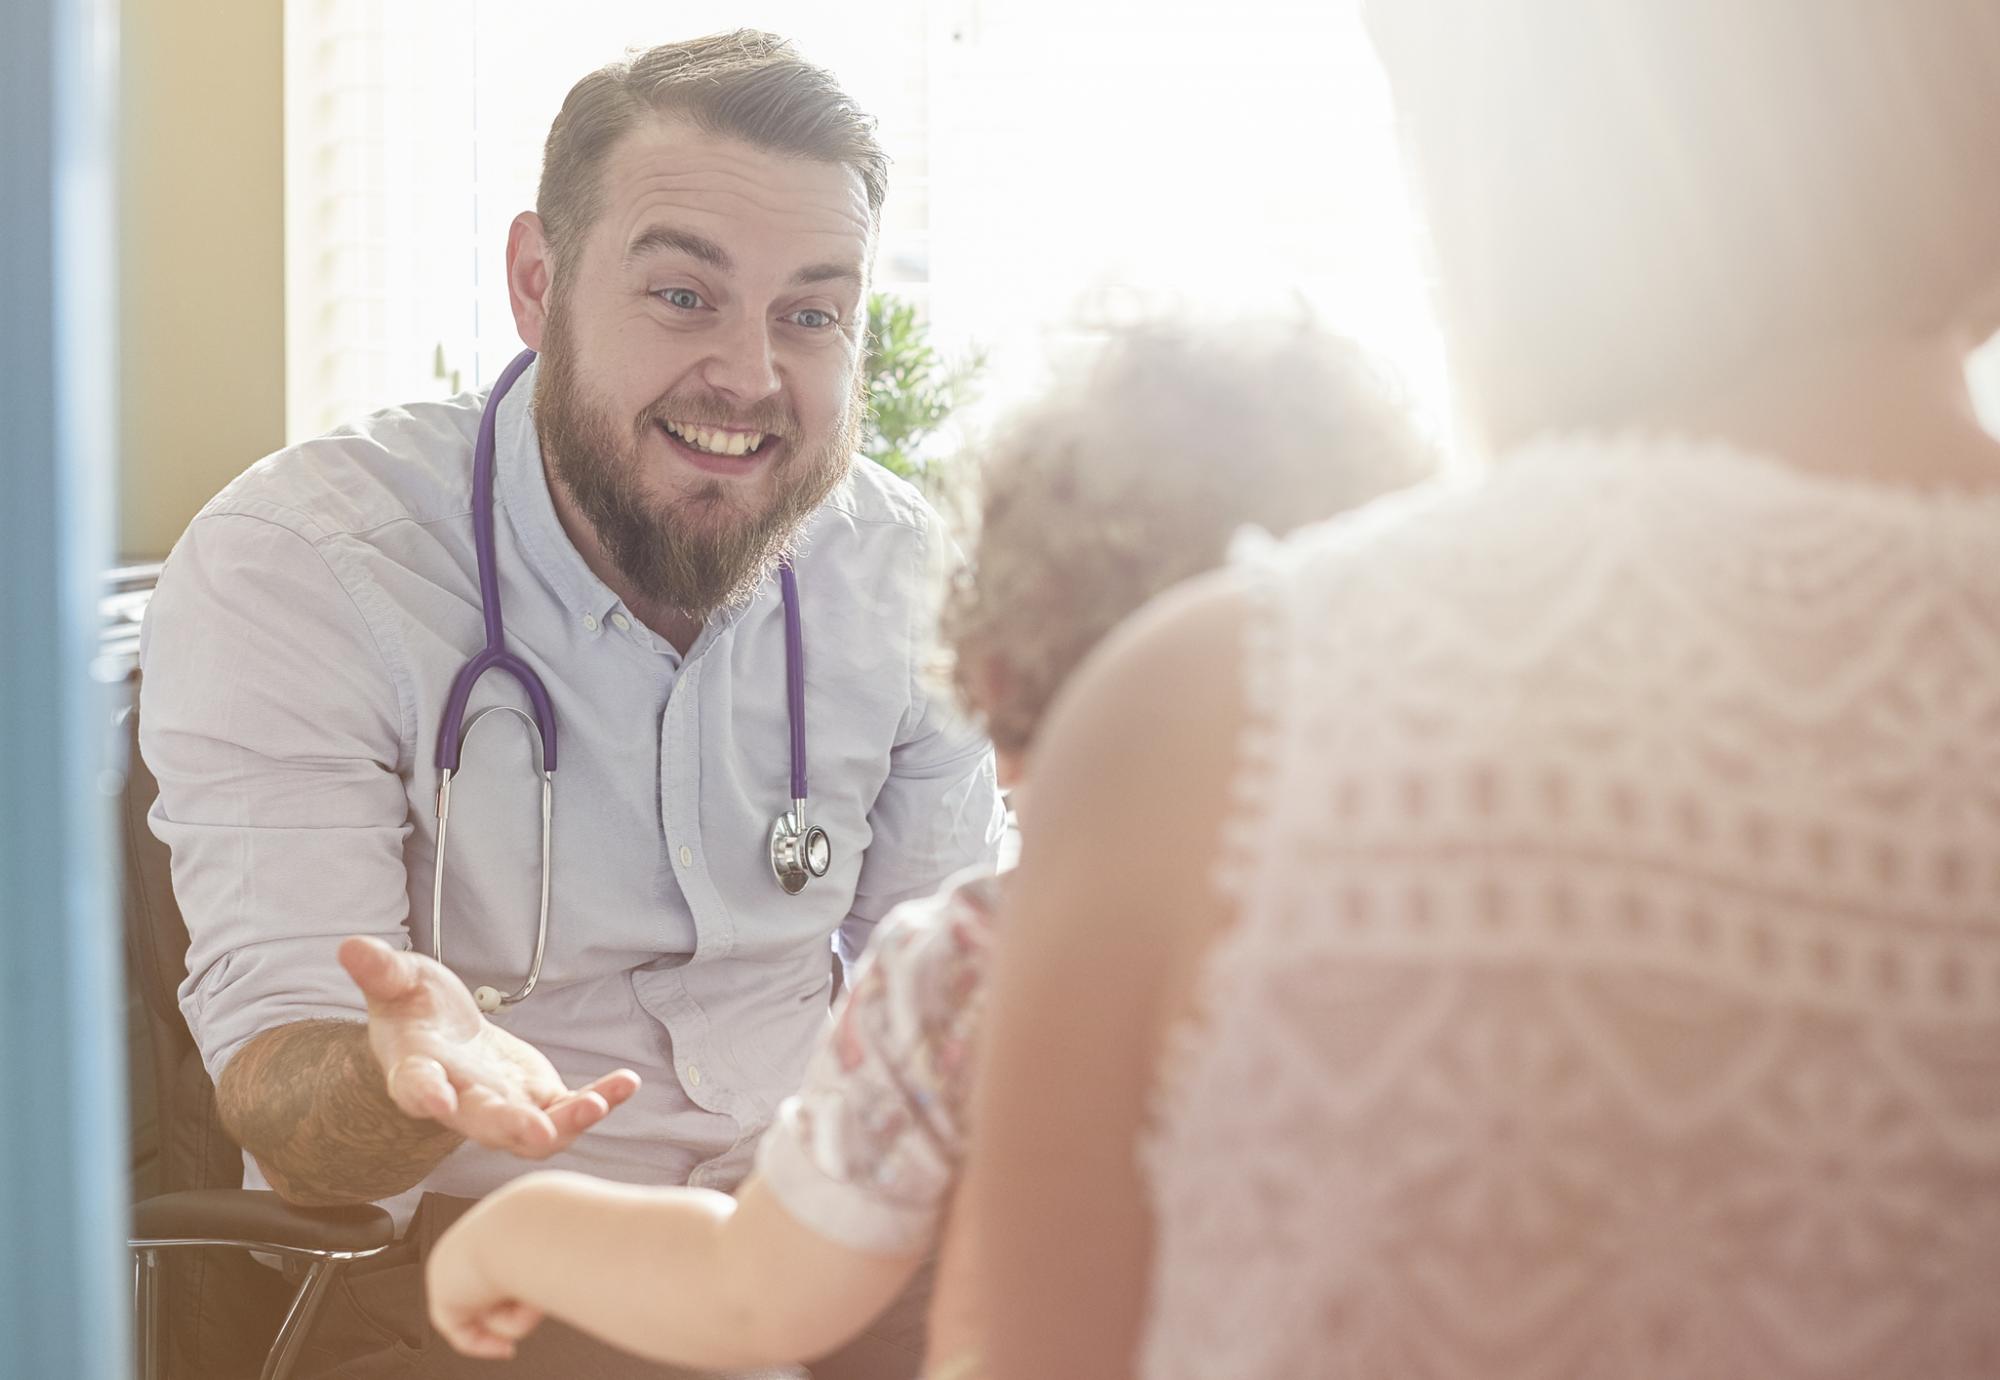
[425,317,1430,1376]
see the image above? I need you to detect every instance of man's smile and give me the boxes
[661,418,770,457]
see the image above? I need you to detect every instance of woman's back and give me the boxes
[971,6,2000,1373]
[1142,437,2000,1378]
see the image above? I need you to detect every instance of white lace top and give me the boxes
[1141,436,2000,1379]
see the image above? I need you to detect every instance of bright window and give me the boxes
[284,0,1447,443]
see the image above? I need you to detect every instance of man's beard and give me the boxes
[534,308,860,619]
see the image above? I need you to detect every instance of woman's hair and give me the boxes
[1366,0,2000,445]
[943,318,1430,756]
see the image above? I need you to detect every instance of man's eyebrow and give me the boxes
[626,226,733,271]
[790,261,865,290]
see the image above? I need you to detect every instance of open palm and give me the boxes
[339,936,640,1158]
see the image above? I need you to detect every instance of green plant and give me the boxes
[862,292,986,488]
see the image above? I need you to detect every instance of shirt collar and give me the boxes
[492,356,625,630]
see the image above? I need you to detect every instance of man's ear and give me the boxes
[507,212,555,350]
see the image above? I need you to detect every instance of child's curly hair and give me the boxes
[942,317,1432,756]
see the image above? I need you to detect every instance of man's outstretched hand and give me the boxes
[338,936,641,1159]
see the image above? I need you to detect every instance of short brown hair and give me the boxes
[538,30,889,276]
[943,318,1431,756]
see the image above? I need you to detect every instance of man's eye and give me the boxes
[659,288,704,310]
[792,308,836,329]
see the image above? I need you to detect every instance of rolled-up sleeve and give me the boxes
[140,510,415,1083]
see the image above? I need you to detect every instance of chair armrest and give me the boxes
[132,1189,395,1257]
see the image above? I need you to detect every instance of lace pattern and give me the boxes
[1142,438,2000,1379]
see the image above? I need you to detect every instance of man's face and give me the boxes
[534,120,871,617]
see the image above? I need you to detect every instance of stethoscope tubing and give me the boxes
[432,348,824,1011]
[437,347,558,775]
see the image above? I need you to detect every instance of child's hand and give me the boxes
[426,1190,547,1359]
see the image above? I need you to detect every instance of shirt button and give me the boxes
[582,613,599,631]
[611,612,632,631]
[678,845,693,866]
[685,1064,702,1087]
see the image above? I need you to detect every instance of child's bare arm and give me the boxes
[426,1169,926,1369]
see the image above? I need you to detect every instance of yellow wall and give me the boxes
[118,0,285,561]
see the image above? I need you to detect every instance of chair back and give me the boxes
[120,693,241,1193]
[120,687,288,1378]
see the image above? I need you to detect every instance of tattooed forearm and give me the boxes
[215,1019,463,1207]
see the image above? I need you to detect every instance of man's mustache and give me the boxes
[637,392,799,442]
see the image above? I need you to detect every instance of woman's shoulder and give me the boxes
[1248,429,2000,665]
[1279,427,2000,555]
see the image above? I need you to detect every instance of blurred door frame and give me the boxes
[1,0,130,1374]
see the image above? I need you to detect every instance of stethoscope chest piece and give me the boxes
[770,800,832,895]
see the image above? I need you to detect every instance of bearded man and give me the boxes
[138,31,1003,1379]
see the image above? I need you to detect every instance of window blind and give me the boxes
[284,0,1446,443]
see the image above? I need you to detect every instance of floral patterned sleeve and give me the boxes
[755,869,1002,1254]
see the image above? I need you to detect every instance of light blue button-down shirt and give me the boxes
[139,361,1004,1221]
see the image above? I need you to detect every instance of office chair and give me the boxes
[120,686,394,1380]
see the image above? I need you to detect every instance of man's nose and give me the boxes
[700,310,782,406]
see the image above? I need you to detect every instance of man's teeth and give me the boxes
[665,420,766,457]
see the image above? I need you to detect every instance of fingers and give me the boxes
[585,1068,642,1109]
[435,1302,543,1361]
[543,1069,641,1143]
[519,1064,639,1111]
[544,1089,611,1140]
[434,1315,515,1361]
[485,1300,544,1341]
[450,1084,562,1158]
[384,1054,458,1122]
[382,1036,642,1155]
[338,935,424,1007]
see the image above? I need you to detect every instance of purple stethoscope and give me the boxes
[431,348,830,1014]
